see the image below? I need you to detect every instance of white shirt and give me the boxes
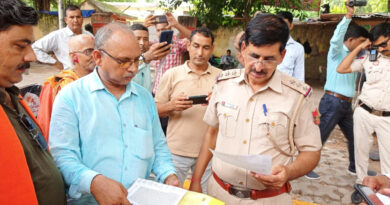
[32,26,92,70]
[277,36,305,82]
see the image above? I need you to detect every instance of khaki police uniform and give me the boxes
[351,53,390,183]
[203,69,322,204]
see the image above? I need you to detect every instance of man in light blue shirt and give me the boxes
[220,49,235,70]
[306,4,370,180]
[276,11,305,82]
[49,23,179,205]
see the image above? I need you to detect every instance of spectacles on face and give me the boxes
[72,48,94,56]
[99,49,143,69]
[245,53,278,69]
[373,38,390,48]
[18,113,47,150]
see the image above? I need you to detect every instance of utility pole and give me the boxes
[58,0,64,28]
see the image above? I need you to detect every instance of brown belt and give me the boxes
[359,101,390,117]
[212,172,291,200]
[325,91,352,103]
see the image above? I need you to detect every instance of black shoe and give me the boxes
[347,167,377,176]
[369,151,380,161]
[305,171,320,179]
[351,190,362,204]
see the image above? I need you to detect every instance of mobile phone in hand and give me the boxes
[354,184,385,205]
[153,15,168,24]
[159,30,174,44]
[188,95,208,105]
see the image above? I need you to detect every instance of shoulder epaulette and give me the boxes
[216,69,243,82]
[281,74,312,97]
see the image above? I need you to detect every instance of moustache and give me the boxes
[249,68,267,75]
[124,72,135,78]
[17,63,30,70]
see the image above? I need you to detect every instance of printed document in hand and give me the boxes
[209,149,272,175]
[127,178,187,205]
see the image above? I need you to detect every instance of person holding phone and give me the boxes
[130,24,171,92]
[337,23,390,197]
[143,12,191,94]
[155,27,222,193]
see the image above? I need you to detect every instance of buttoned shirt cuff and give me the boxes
[79,170,100,194]
[385,174,390,179]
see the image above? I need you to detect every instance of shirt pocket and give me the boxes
[217,106,239,138]
[131,127,155,160]
[365,66,383,84]
[254,112,289,146]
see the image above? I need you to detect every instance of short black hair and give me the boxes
[344,25,369,42]
[276,11,293,24]
[65,4,80,16]
[245,14,289,52]
[190,27,214,45]
[130,23,148,32]
[0,0,38,31]
[370,23,390,42]
[227,49,231,53]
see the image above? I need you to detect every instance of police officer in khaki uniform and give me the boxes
[338,23,390,185]
[189,14,322,204]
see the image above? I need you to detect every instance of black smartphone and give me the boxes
[188,95,208,105]
[354,184,385,205]
[369,48,378,62]
[153,15,168,24]
[159,30,174,45]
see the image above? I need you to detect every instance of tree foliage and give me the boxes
[159,0,316,28]
[326,0,388,14]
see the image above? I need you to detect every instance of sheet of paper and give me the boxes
[210,149,272,175]
[377,193,390,205]
[127,178,188,205]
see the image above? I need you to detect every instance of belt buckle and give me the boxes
[230,186,251,198]
[372,110,383,116]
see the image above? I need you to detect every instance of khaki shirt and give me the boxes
[351,53,390,111]
[204,69,321,190]
[155,61,222,157]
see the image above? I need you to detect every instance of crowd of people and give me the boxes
[1,0,390,204]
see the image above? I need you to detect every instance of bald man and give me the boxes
[234,31,245,68]
[37,34,95,140]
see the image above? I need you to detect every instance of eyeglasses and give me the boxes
[373,38,390,48]
[99,49,143,69]
[245,54,278,69]
[18,113,47,150]
[73,48,94,56]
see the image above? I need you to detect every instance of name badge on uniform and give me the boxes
[221,101,238,110]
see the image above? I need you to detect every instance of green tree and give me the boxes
[159,0,319,28]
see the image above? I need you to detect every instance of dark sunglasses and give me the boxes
[373,38,390,48]
[18,113,47,150]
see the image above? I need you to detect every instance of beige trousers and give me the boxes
[207,175,292,205]
[354,107,390,183]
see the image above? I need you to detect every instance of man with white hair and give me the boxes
[49,23,179,205]
[37,34,95,141]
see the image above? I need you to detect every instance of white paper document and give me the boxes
[127,178,188,205]
[210,149,272,175]
[377,193,390,205]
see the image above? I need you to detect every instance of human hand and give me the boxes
[359,39,371,50]
[346,0,354,18]
[189,181,202,193]
[363,175,390,192]
[169,93,193,111]
[143,14,156,27]
[164,174,180,187]
[251,165,289,190]
[143,42,171,63]
[165,12,179,28]
[54,61,64,70]
[90,175,131,205]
